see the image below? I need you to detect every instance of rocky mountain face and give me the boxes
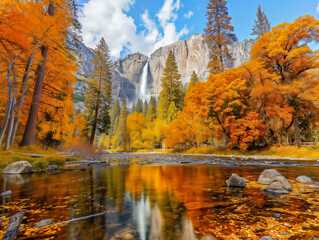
[71,33,255,107]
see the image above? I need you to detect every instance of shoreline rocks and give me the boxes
[2,161,34,174]
[0,190,12,197]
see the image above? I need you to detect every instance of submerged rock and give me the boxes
[259,236,276,240]
[47,165,58,173]
[257,169,282,185]
[226,173,247,188]
[296,175,313,183]
[34,219,54,228]
[309,184,319,189]
[263,182,290,194]
[0,190,12,197]
[2,161,34,174]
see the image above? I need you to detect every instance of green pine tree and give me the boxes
[143,100,148,116]
[158,51,183,120]
[131,102,136,113]
[84,37,112,145]
[186,71,200,94]
[136,98,143,113]
[114,98,128,149]
[251,5,271,38]
[167,101,178,123]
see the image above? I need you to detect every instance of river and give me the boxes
[1,157,319,239]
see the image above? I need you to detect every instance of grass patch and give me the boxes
[7,145,59,155]
[0,152,81,170]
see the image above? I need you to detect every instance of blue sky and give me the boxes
[78,0,319,59]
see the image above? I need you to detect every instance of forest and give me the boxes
[0,0,318,153]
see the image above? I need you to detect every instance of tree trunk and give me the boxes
[4,73,17,150]
[90,100,100,145]
[0,56,17,147]
[10,41,40,145]
[293,115,301,147]
[20,3,54,147]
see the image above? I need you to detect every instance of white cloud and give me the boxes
[184,10,193,19]
[317,2,319,13]
[80,0,188,58]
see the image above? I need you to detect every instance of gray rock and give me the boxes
[226,173,247,188]
[47,165,58,172]
[0,190,12,197]
[263,182,290,194]
[257,169,282,185]
[2,161,34,174]
[272,176,292,192]
[34,219,54,228]
[309,184,319,189]
[296,175,313,183]
[259,237,276,240]
[272,213,282,219]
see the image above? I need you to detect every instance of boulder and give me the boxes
[296,175,313,183]
[226,173,247,188]
[34,219,54,228]
[0,190,12,197]
[2,161,34,174]
[257,169,282,185]
[122,233,134,240]
[272,176,292,191]
[309,184,319,189]
[259,236,276,240]
[263,182,290,194]
[47,165,58,173]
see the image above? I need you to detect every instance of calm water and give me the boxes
[1,163,319,239]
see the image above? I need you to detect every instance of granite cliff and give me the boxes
[71,33,255,107]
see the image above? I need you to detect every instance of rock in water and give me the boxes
[0,190,12,197]
[296,175,313,183]
[34,219,54,228]
[272,176,292,191]
[263,182,290,194]
[226,173,247,188]
[259,237,276,240]
[47,165,58,173]
[257,169,282,185]
[2,161,34,174]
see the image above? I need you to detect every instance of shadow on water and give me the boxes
[0,163,319,239]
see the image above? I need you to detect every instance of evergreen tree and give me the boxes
[145,105,156,123]
[167,101,178,123]
[136,98,143,113]
[114,98,128,149]
[186,71,200,94]
[84,38,112,145]
[143,100,148,116]
[204,0,237,74]
[158,51,183,120]
[131,102,136,113]
[251,5,271,39]
[150,96,157,109]
[109,99,120,135]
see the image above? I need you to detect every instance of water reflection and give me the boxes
[0,164,319,239]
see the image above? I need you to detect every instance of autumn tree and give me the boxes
[84,37,112,145]
[248,15,319,146]
[251,5,271,39]
[205,0,237,74]
[158,51,183,120]
[20,1,55,147]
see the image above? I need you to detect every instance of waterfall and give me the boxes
[139,61,149,102]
